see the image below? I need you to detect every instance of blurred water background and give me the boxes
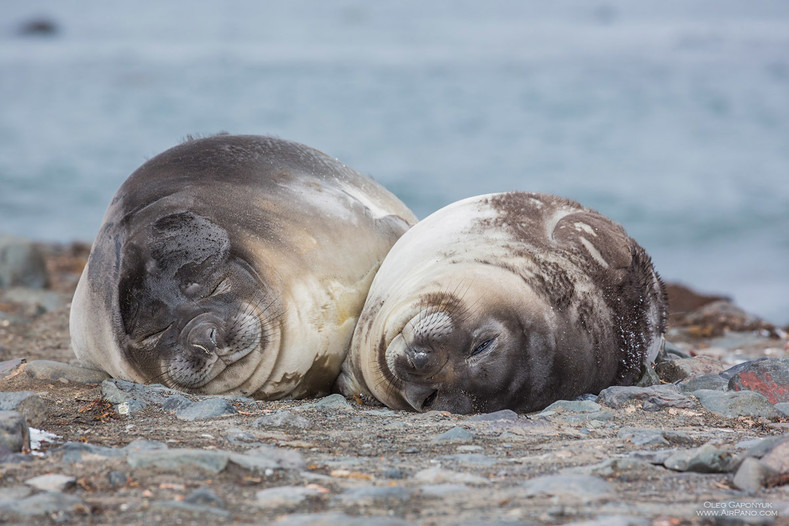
[1,1,788,324]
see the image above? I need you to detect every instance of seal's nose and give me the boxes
[188,324,219,355]
[405,346,430,370]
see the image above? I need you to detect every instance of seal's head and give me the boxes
[116,211,282,392]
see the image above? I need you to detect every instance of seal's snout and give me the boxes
[405,346,431,370]
[188,324,219,354]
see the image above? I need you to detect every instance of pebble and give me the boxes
[101,378,181,405]
[0,490,83,517]
[252,410,312,429]
[55,441,126,463]
[597,384,696,410]
[0,235,49,288]
[185,488,225,508]
[0,410,29,452]
[419,483,469,497]
[24,473,76,492]
[161,394,192,411]
[727,358,789,404]
[636,365,661,387]
[691,389,783,418]
[336,485,411,504]
[663,443,734,473]
[272,512,413,526]
[413,467,489,485]
[432,426,475,442]
[0,391,47,427]
[255,486,322,507]
[468,409,518,421]
[760,437,789,474]
[175,398,237,420]
[677,373,728,393]
[25,359,110,384]
[731,457,779,493]
[521,474,614,502]
[108,471,127,487]
[127,448,229,473]
[382,467,405,479]
[0,358,25,379]
[654,356,724,382]
[300,393,352,410]
[628,449,678,465]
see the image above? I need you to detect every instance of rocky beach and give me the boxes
[1,237,789,525]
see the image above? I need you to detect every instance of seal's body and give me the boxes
[70,135,416,399]
[337,192,666,414]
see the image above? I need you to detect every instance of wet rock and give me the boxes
[692,389,783,418]
[272,512,413,526]
[731,457,779,493]
[521,474,614,502]
[663,443,734,473]
[597,384,695,410]
[0,358,25,378]
[26,360,109,384]
[0,391,47,427]
[337,485,411,504]
[0,490,83,517]
[185,487,224,507]
[727,358,789,404]
[760,437,789,474]
[419,483,469,497]
[255,486,322,507]
[300,393,351,410]
[127,448,229,473]
[432,426,475,442]
[677,373,728,393]
[176,398,237,421]
[468,409,518,421]
[413,467,489,485]
[0,235,49,288]
[0,410,29,452]
[252,410,312,429]
[655,356,724,383]
[24,473,76,492]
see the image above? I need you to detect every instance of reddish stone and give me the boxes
[728,359,789,404]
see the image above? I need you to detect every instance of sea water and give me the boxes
[1,0,788,324]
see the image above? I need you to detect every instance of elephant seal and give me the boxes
[336,192,667,414]
[70,135,417,399]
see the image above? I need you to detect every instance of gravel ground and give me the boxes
[0,243,788,525]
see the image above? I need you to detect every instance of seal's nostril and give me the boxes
[406,347,430,369]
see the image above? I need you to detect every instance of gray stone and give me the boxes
[437,453,498,466]
[732,457,779,493]
[760,437,789,474]
[244,445,306,471]
[26,360,109,384]
[55,441,125,463]
[617,427,694,446]
[151,500,230,517]
[0,485,32,503]
[663,443,734,473]
[736,436,786,458]
[597,384,695,410]
[176,398,237,420]
[0,358,25,379]
[252,410,312,429]
[185,487,224,507]
[413,467,489,485]
[24,473,76,492]
[272,512,413,526]
[719,357,770,380]
[382,467,405,479]
[0,490,82,517]
[108,471,127,486]
[468,409,519,421]
[101,378,181,404]
[629,449,679,465]
[432,426,475,442]
[419,483,469,497]
[678,373,728,393]
[776,403,789,416]
[2,288,67,313]
[0,235,48,288]
[566,457,658,478]
[728,358,789,404]
[224,428,263,447]
[255,486,322,507]
[0,410,29,452]
[127,448,229,473]
[162,394,192,411]
[636,364,661,387]
[122,439,168,453]
[692,389,783,418]
[655,356,724,383]
[337,485,411,504]
[0,391,47,427]
[300,393,351,410]
[521,474,614,501]
[540,400,602,415]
